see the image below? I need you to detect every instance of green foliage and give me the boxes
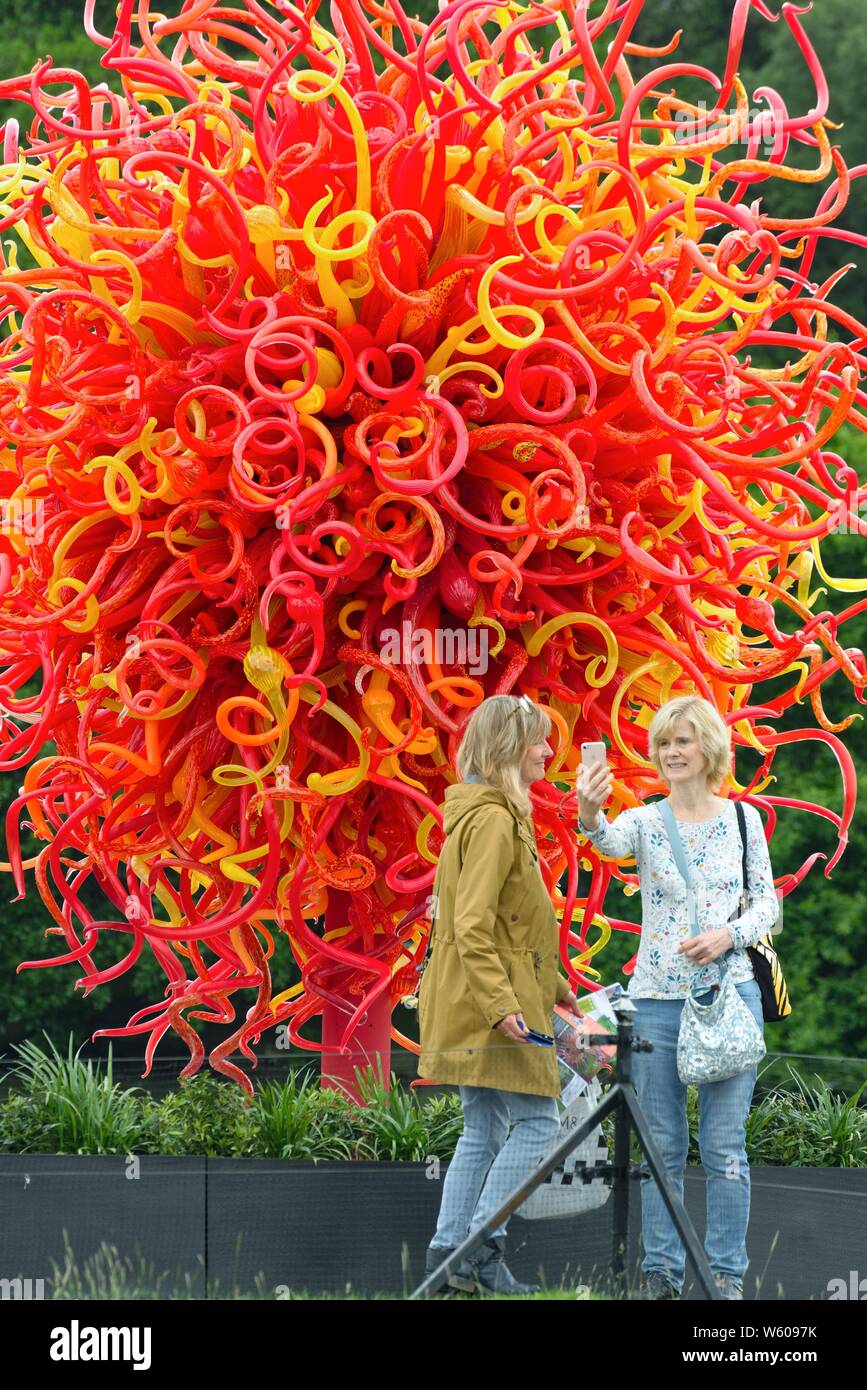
[1,1040,862,1164]
[680,1068,867,1167]
[353,1067,464,1158]
[223,1065,465,1159]
[0,1032,155,1154]
[154,1072,257,1157]
[252,1073,360,1158]
[745,1070,867,1168]
[406,1091,466,1157]
[0,1039,466,1158]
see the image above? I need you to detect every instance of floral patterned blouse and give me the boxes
[577,800,779,999]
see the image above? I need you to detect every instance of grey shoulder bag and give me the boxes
[657,801,766,1085]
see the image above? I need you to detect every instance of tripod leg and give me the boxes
[610,1083,632,1295]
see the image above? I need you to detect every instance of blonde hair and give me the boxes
[648,696,731,791]
[457,694,551,817]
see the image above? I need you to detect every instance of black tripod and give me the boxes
[411,995,721,1300]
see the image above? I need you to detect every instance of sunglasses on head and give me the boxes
[505,694,535,721]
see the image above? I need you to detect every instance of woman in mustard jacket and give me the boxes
[418,693,581,1295]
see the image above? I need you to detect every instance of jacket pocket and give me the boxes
[496,884,534,951]
[501,947,547,1031]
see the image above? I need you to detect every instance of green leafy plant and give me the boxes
[684,1066,867,1167]
[351,1069,433,1159]
[414,1092,465,1158]
[0,1090,58,1153]
[3,1033,155,1154]
[155,1072,256,1157]
[745,1069,867,1168]
[252,1073,357,1159]
[1,1037,863,1165]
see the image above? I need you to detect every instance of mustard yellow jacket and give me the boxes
[417,783,569,1097]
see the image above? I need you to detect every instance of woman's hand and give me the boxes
[678,927,733,965]
[578,762,612,831]
[559,990,583,1017]
[497,1012,531,1043]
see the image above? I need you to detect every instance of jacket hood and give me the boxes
[442,782,517,834]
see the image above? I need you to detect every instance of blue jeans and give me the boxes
[632,979,764,1289]
[430,1086,561,1248]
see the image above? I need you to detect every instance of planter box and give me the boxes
[1,1156,864,1299]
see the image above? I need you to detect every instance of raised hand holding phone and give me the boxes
[578,742,612,830]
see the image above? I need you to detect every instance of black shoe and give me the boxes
[466,1237,540,1296]
[424,1245,475,1294]
[644,1272,680,1300]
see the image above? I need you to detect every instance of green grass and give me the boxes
[42,1233,609,1300]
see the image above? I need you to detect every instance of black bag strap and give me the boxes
[735,801,748,911]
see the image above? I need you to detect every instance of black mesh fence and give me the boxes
[1,1153,865,1300]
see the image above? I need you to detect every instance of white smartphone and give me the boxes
[581,741,607,770]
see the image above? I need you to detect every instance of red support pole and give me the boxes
[320,889,392,1101]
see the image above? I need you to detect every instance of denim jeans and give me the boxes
[632,978,764,1289]
[430,1085,561,1248]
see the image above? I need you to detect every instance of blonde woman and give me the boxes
[418,693,581,1295]
[578,695,778,1300]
